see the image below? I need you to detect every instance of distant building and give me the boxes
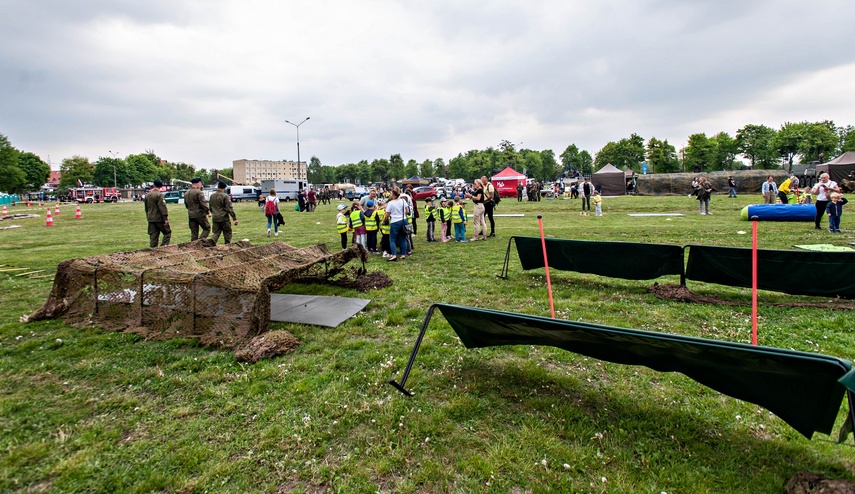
[233,159,307,184]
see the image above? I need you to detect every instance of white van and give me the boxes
[225,186,260,202]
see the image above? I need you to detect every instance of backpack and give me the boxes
[264,199,276,215]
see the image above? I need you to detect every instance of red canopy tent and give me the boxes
[490,166,527,198]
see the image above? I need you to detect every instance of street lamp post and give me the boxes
[108,150,119,187]
[285,117,310,180]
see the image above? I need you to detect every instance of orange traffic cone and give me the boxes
[54,203,60,215]
[74,205,82,219]
[26,200,31,207]
[45,208,54,226]
[2,205,6,217]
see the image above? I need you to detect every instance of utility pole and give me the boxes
[285,117,310,179]
[108,150,119,187]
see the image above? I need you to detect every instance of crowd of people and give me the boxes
[332,178,499,260]
[143,170,849,248]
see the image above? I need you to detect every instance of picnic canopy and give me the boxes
[490,166,527,198]
[400,175,429,185]
[592,163,627,196]
[816,151,855,183]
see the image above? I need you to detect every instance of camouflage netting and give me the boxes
[26,240,369,348]
[635,170,790,196]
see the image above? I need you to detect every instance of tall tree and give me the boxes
[798,121,838,163]
[711,132,739,170]
[371,158,391,183]
[578,150,593,174]
[498,140,521,167]
[540,149,560,179]
[307,156,324,184]
[17,151,50,190]
[645,137,679,173]
[560,144,579,173]
[0,134,25,193]
[594,133,645,172]
[93,156,128,187]
[521,150,544,179]
[419,159,435,178]
[683,133,716,172]
[841,126,855,153]
[772,122,804,170]
[736,124,777,169]
[447,153,468,179]
[126,153,161,185]
[389,154,405,181]
[59,155,94,188]
[404,159,419,177]
[433,158,446,178]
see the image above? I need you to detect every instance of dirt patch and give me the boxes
[648,283,855,310]
[785,471,855,494]
[234,330,301,363]
[298,268,393,292]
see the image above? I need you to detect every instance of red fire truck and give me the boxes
[69,187,122,203]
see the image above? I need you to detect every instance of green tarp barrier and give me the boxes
[390,304,855,440]
[686,245,855,298]
[502,237,685,280]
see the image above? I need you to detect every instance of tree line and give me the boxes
[3,120,854,194]
[0,133,233,194]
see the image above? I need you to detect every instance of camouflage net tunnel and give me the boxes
[27,241,368,347]
[634,170,790,196]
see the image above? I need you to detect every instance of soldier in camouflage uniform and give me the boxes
[144,180,171,248]
[210,181,238,244]
[184,178,210,241]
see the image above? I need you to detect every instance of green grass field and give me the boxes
[1,194,854,493]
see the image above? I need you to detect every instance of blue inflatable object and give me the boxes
[740,204,816,221]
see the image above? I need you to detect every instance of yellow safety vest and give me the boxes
[336,212,348,234]
[349,210,363,229]
[378,210,390,235]
[452,204,465,224]
[424,204,436,220]
[364,210,379,231]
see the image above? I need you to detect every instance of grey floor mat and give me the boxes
[269,293,370,327]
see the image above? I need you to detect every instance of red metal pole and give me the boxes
[751,218,758,345]
[537,215,555,318]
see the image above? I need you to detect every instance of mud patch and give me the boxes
[785,471,855,494]
[649,283,855,309]
[234,330,301,363]
[298,268,393,292]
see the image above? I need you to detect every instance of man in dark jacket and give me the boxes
[210,181,238,244]
[144,180,171,247]
[184,178,210,241]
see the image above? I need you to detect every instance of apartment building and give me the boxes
[232,159,307,184]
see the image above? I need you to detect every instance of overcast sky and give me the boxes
[2,1,854,171]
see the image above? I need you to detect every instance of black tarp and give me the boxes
[505,236,684,280]
[685,245,855,298]
[392,304,855,439]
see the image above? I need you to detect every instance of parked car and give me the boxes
[411,186,438,201]
[163,190,186,204]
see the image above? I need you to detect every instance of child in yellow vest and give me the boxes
[452,197,468,242]
[349,201,366,249]
[442,199,453,242]
[424,198,437,242]
[363,199,379,253]
[335,204,349,249]
[377,203,391,257]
